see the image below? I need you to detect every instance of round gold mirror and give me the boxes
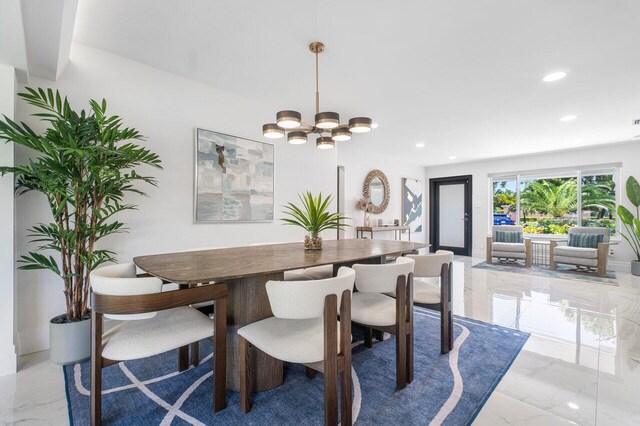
[363,169,390,214]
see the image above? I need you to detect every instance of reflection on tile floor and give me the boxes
[0,256,638,425]
[463,257,640,425]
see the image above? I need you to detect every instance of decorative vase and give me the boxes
[364,214,371,228]
[632,260,640,276]
[304,233,323,250]
[49,313,91,365]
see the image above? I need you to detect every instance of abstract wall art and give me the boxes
[194,128,274,222]
[402,177,423,233]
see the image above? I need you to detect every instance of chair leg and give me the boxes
[364,327,373,348]
[91,312,103,426]
[340,367,352,425]
[178,345,189,371]
[441,262,454,354]
[406,273,414,384]
[214,296,227,412]
[395,276,407,390]
[191,342,199,367]
[305,366,317,379]
[324,294,339,426]
[374,329,384,341]
[239,336,251,413]
[597,243,607,277]
[340,289,353,426]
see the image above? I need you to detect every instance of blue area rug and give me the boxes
[64,308,528,425]
[473,261,618,285]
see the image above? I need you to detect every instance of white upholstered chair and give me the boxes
[550,226,610,277]
[405,250,454,354]
[90,263,227,425]
[351,257,415,390]
[486,225,532,267]
[237,267,355,425]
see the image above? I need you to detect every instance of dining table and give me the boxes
[133,238,426,392]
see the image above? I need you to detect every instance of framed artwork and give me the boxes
[194,128,274,222]
[402,178,423,233]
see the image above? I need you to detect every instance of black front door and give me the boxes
[429,175,472,256]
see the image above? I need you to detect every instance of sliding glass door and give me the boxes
[491,166,618,237]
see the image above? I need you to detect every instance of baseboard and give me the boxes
[608,260,631,272]
[17,324,49,356]
[0,344,18,376]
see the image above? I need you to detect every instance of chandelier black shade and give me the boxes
[316,136,335,150]
[287,131,308,145]
[262,41,373,149]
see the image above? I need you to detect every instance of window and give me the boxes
[490,166,618,236]
[520,174,578,235]
[581,170,616,235]
[492,177,517,225]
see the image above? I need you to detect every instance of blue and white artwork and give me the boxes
[195,128,274,222]
[402,178,423,233]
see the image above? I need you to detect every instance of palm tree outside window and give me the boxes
[490,167,618,236]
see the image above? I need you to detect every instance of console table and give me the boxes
[356,225,411,240]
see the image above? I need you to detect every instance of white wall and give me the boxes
[14,43,338,354]
[337,140,426,243]
[0,64,17,375]
[424,143,640,265]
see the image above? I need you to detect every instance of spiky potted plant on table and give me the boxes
[281,192,349,249]
[0,88,161,364]
[618,176,640,276]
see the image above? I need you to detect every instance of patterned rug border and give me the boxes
[472,261,618,286]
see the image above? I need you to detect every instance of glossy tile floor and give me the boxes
[1,257,639,425]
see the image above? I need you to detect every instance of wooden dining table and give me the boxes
[133,238,426,392]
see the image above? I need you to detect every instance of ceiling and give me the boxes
[71,0,640,166]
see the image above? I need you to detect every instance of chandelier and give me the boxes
[262,41,373,149]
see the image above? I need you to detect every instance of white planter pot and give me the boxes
[49,314,91,365]
[632,260,640,277]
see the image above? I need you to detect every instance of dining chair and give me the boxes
[90,263,227,425]
[237,267,355,425]
[301,264,334,279]
[351,257,415,390]
[405,250,454,354]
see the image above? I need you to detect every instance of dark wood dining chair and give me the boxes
[90,263,227,426]
[350,257,415,390]
[237,268,355,426]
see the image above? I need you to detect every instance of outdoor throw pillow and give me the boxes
[495,230,523,243]
[568,232,604,248]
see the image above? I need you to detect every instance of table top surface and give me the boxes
[134,239,426,284]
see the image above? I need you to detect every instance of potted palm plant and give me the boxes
[618,176,640,276]
[0,88,161,364]
[281,192,349,249]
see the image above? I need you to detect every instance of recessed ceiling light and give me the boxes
[543,71,568,82]
[415,142,425,148]
[371,122,379,129]
[449,156,457,160]
[567,402,580,410]
[560,115,577,122]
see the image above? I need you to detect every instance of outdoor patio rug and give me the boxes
[473,261,618,285]
[64,308,529,425]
